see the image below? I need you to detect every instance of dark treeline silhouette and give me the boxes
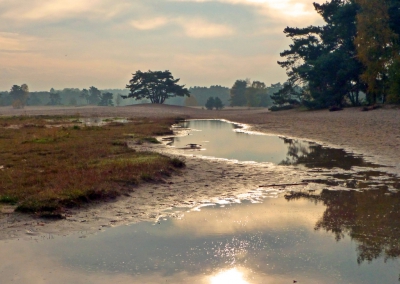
[277,0,400,109]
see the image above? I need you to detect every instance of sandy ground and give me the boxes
[0,104,399,240]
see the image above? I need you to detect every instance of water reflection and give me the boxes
[1,197,399,283]
[171,120,399,191]
[171,120,289,164]
[171,120,380,170]
[285,188,400,264]
[278,138,378,170]
[210,268,249,284]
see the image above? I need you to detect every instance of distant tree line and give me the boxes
[187,85,230,107]
[0,85,131,108]
[229,80,281,107]
[277,0,400,109]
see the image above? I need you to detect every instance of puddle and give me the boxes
[1,119,400,283]
[1,196,400,283]
[168,120,400,192]
[169,120,376,168]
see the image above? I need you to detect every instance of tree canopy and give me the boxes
[230,80,247,106]
[98,92,114,106]
[355,0,399,103]
[124,70,190,104]
[277,0,400,108]
[10,84,30,108]
[88,86,101,105]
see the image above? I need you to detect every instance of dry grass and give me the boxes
[0,115,184,216]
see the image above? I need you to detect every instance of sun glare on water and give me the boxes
[210,268,250,284]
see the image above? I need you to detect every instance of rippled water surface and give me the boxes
[1,119,400,284]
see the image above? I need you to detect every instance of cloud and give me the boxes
[164,198,324,237]
[0,0,132,22]
[170,0,316,18]
[0,0,324,90]
[176,18,235,38]
[131,17,169,30]
[129,15,235,38]
[0,33,26,51]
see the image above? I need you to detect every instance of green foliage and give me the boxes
[214,97,224,110]
[230,80,247,106]
[0,195,18,205]
[387,56,400,103]
[48,92,62,105]
[269,105,296,112]
[10,84,29,108]
[270,83,300,106]
[27,93,43,106]
[125,70,190,104]
[278,0,365,109]
[355,0,399,104]
[69,97,78,106]
[140,137,160,144]
[80,89,90,104]
[98,92,114,106]
[88,86,101,105]
[205,97,215,110]
[245,81,270,107]
[188,85,230,106]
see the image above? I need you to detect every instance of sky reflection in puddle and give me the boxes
[1,196,400,283]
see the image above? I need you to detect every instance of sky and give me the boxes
[0,0,323,91]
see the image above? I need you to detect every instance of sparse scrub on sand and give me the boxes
[0,116,184,216]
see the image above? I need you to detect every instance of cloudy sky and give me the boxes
[0,0,323,91]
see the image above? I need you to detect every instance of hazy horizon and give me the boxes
[0,0,322,92]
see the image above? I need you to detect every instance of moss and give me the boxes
[0,195,18,205]
[141,137,160,144]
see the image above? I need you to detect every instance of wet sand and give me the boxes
[0,104,399,239]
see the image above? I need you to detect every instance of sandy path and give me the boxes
[0,104,399,239]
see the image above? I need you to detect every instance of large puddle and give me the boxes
[1,119,400,283]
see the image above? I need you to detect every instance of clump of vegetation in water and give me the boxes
[0,115,183,216]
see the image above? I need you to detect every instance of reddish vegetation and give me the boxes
[0,116,183,216]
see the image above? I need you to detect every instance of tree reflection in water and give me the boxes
[285,188,400,264]
[279,138,378,170]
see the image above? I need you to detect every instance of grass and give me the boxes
[0,115,184,216]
